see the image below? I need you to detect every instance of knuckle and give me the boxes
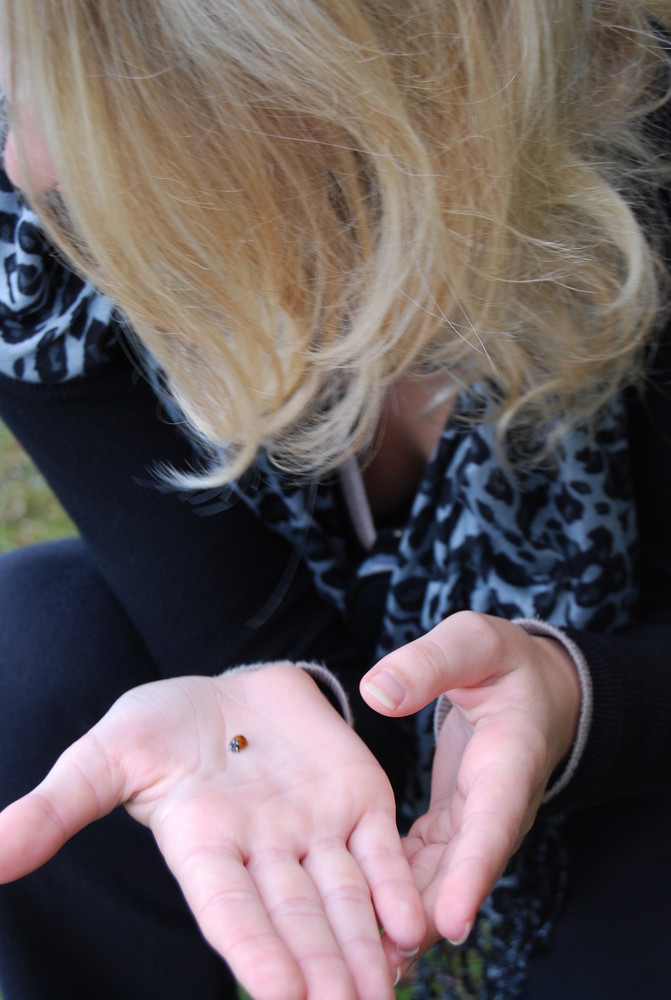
[455,611,506,662]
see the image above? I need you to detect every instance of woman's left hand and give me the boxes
[360,611,582,967]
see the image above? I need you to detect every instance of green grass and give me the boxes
[0,422,75,552]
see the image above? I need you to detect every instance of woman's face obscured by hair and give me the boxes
[0,48,58,193]
[3,120,58,192]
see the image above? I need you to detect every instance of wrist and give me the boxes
[532,635,582,764]
[223,660,353,725]
[513,618,593,802]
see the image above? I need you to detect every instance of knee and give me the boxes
[0,538,99,699]
[0,539,152,802]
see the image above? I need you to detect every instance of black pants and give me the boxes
[0,538,238,1000]
[524,790,671,999]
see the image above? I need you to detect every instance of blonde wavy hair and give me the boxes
[3,0,671,481]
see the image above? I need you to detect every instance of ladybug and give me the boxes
[228,734,248,753]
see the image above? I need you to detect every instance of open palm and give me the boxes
[0,664,425,1000]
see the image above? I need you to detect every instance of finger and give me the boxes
[411,764,534,945]
[248,846,358,999]
[360,611,515,716]
[379,931,421,990]
[348,811,426,953]
[159,836,306,1000]
[0,732,127,882]
[302,839,397,1000]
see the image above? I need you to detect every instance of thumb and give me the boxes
[360,611,507,716]
[0,729,127,883]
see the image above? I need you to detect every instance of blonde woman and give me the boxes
[1,2,671,998]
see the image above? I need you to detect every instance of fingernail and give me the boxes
[398,945,420,958]
[362,670,406,710]
[447,922,472,947]
[394,966,402,987]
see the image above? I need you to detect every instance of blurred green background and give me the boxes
[0,421,75,553]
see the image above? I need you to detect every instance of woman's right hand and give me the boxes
[0,664,425,1000]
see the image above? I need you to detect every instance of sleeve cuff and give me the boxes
[512,618,594,802]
